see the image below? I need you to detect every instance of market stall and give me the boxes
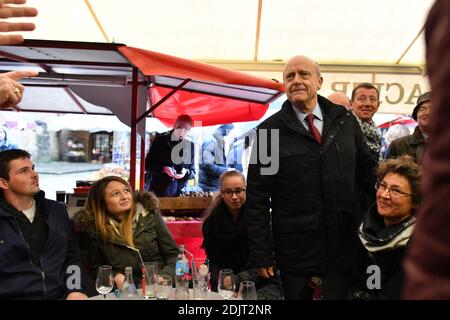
[0,39,284,189]
[0,40,284,257]
[159,195,215,260]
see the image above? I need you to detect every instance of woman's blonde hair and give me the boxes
[83,176,135,247]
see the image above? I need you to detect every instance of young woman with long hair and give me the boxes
[81,176,179,289]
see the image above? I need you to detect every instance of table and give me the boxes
[89,288,225,300]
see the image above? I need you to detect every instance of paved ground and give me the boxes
[35,162,103,201]
[35,162,104,174]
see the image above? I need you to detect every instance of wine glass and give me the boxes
[238,281,257,300]
[218,269,235,300]
[96,265,113,300]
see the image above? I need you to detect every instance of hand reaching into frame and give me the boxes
[0,0,38,45]
[0,70,38,109]
[0,1,38,109]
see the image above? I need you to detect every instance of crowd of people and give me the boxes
[1,0,450,301]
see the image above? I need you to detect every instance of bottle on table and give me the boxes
[121,266,138,297]
[174,244,190,300]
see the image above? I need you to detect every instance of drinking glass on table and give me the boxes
[143,262,158,299]
[237,281,257,300]
[96,265,113,300]
[192,258,210,300]
[155,275,172,300]
[218,269,235,300]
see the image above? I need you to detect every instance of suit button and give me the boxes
[329,135,334,139]
[340,121,344,125]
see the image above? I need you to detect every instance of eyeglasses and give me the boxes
[375,181,411,198]
[356,96,378,104]
[222,189,246,196]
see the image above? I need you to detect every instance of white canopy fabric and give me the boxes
[23,0,434,64]
[44,114,170,133]
[45,114,130,132]
[16,0,434,116]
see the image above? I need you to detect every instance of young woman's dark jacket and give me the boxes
[202,201,283,300]
[81,191,179,280]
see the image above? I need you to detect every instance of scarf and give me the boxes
[359,204,416,253]
[354,114,381,156]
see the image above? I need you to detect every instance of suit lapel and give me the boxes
[280,101,313,138]
[319,95,351,152]
[278,97,349,148]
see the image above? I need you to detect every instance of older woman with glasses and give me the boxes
[202,170,282,299]
[348,155,421,300]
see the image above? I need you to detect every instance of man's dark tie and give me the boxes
[306,113,322,144]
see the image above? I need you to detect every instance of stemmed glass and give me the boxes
[218,269,235,300]
[96,265,113,300]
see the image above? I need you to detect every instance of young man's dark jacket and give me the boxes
[0,191,85,299]
[245,96,377,278]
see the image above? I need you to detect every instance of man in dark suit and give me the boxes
[245,55,377,299]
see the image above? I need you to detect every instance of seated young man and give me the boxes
[0,149,87,299]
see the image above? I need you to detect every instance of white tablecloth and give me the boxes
[89,288,227,300]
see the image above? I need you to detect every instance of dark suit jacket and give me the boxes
[245,96,377,276]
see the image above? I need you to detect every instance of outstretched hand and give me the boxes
[0,70,38,109]
[0,0,38,45]
[163,166,177,178]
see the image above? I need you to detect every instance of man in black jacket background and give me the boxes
[245,55,377,299]
[0,149,86,299]
[386,91,431,164]
[145,114,195,196]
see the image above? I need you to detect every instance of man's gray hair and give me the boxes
[315,62,321,78]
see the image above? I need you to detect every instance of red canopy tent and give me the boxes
[0,40,284,189]
[149,86,270,127]
[118,46,283,127]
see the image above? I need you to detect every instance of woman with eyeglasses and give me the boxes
[202,170,282,300]
[80,176,179,292]
[348,155,421,300]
